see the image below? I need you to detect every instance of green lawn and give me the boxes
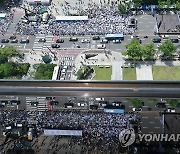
[92,66,112,80]
[123,68,136,80]
[153,66,180,80]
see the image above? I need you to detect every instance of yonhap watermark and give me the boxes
[119,128,180,147]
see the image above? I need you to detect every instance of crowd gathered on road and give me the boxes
[0,110,140,153]
[0,13,14,34]
[15,3,135,35]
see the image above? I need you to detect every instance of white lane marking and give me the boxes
[142,117,149,118]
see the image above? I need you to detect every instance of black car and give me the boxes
[11,39,18,43]
[144,36,148,38]
[92,36,100,40]
[50,101,59,106]
[0,100,8,105]
[170,38,179,43]
[1,39,9,43]
[46,97,55,100]
[69,37,78,41]
[30,102,38,106]
[9,36,16,40]
[38,38,46,42]
[0,104,5,108]
[56,39,64,43]
[156,103,166,108]
[152,38,161,43]
[10,100,20,105]
[51,44,60,48]
[20,39,29,43]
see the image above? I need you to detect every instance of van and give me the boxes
[20,39,29,43]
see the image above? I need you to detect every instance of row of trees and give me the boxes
[118,0,180,14]
[0,62,30,78]
[122,39,176,61]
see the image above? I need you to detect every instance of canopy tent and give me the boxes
[0,13,6,18]
[42,55,52,63]
[56,16,88,22]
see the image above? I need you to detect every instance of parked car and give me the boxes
[92,35,100,40]
[51,44,60,48]
[11,39,18,43]
[144,36,148,38]
[20,39,29,43]
[69,37,78,41]
[38,38,46,42]
[156,103,166,108]
[56,39,64,43]
[1,39,9,43]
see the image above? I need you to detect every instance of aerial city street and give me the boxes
[0,0,180,153]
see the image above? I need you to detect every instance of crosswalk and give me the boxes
[26,97,48,112]
[59,55,75,66]
[33,34,55,52]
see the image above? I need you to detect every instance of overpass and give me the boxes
[0,80,180,98]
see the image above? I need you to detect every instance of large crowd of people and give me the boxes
[0,14,14,34]
[0,110,140,153]
[15,4,135,35]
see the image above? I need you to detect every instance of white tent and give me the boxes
[0,13,6,18]
[27,0,51,5]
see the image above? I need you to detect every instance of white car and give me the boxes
[97,44,106,49]
[132,107,142,112]
[0,45,5,48]
[161,35,169,39]
[166,108,175,113]
[81,39,90,43]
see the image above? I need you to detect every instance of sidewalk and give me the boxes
[111,52,123,80]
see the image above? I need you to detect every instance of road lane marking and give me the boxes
[142,117,148,118]
[149,122,155,123]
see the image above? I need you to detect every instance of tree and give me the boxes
[132,0,142,9]
[0,46,19,57]
[0,54,8,64]
[127,98,144,107]
[2,62,16,76]
[175,1,180,10]
[159,40,176,58]
[118,4,127,14]
[142,43,156,59]
[123,39,142,61]
[166,99,179,107]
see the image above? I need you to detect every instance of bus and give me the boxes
[105,34,124,41]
